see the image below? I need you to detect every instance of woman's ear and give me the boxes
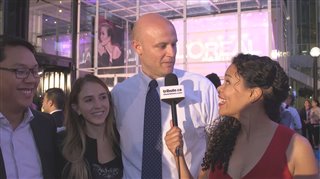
[250,87,263,104]
[71,104,80,115]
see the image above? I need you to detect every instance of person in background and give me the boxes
[299,99,312,141]
[165,53,318,178]
[206,72,221,89]
[280,103,294,128]
[42,87,66,129]
[310,99,320,149]
[59,74,122,178]
[283,94,302,133]
[0,36,59,178]
[111,13,219,178]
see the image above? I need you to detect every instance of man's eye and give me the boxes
[16,69,27,75]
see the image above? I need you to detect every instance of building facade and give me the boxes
[0,0,318,103]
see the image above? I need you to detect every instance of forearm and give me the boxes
[174,155,193,179]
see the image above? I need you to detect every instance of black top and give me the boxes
[86,136,123,179]
[57,133,123,179]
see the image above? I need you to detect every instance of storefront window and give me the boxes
[27,0,278,87]
[28,0,73,95]
[29,0,72,57]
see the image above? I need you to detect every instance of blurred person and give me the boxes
[299,99,312,142]
[310,99,320,149]
[111,13,219,178]
[280,103,294,128]
[165,53,318,178]
[283,94,302,133]
[0,36,59,178]
[59,74,122,178]
[42,87,66,128]
[206,72,221,89]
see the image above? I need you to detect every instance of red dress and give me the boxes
[209,125,294,179]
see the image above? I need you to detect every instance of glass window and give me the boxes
[28,0,72,56]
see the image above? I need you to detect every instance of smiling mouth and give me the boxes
[91,111,105,116]
[19,89,34,95]
[218,97,226,105]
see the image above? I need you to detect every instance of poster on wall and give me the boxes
[97,17,124,82]
[97,17,124,86]
[77,16,125,85]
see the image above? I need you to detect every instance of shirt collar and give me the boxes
[50,109,62,114]
[138,70,166,90]
[0,108,34,127]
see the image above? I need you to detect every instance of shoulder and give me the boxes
[175,69,214,89]
[32,110,54,122]
[287,133,318,176]
[31,109,56,128]
[112,74,140,93]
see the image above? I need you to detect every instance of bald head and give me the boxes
[132,13,176,42]
[130,13,177,79]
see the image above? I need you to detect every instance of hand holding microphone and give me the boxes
[165,120,184,157]
[160,73,185,156]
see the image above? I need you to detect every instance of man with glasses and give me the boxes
[0,36,60,179]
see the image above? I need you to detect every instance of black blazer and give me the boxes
[51,110,64,128]
[0,109,59,179]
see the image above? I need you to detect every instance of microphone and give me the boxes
[160,73,185,178]
[160,73,185,127]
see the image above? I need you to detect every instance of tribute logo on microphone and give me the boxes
[160,85,185,103]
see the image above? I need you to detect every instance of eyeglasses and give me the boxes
[0,67,44,79]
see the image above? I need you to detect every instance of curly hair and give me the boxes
[202,53,289,173]
[202,117,241,172]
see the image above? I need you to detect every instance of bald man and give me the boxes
[111,13,219,178]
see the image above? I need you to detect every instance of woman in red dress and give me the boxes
[165,53,318,179]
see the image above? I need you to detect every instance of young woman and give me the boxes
[165,53,318,179]
[59,74,122,178]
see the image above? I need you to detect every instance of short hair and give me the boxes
[206,73,221,88]
[45,88,66,110]
[0,35,36,62]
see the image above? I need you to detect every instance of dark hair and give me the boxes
[0,35,36,62]
[202,53,289,173]
[45,88,66,110]
[206,73,221,88]
[233,53,289,122]
[286,94,295,106]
